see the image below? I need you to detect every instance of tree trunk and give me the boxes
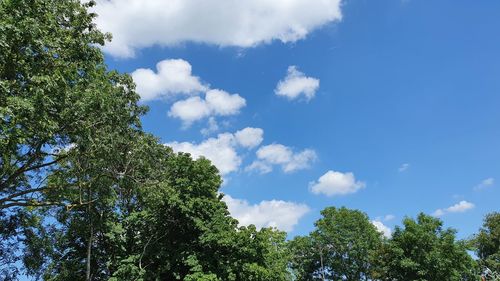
[86,224,93,281]
[86,192,93,281]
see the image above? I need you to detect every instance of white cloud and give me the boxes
[168,89,246,126]
[200,117,220,136]
[275,66,320,101]
[166,127,261,175]
[245,161,273,174]
[474,177,494,191]
[284,150,318,172]
[432,209,445,217]
[447,201,475,213]
[432,200,475,217]
[167,133,240,175]
[309,170,366,196]
[247,144,317,173]
[398,163,410,172]
[222,194,310,232]
[205,89,247,115]
[93,0,343,58]
[256,144,293,164]
[131,59,207,101]
[235,127,264,149]
[371,220,392,238]
[168,96,211,125]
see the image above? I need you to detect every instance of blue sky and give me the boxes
[99,0,500,239]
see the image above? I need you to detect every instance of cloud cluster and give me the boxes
[309,170,365,196]
[169,89,246,126]
[432,200,475,217]
[132,59,247,127]
[93,0,343,58]
[131,59,207,101]
[275,66,320,101]
[247,144,317,174]
[167,128,316,177]
[371,220,392,238]
[166,128,263,175]
[222,194,310,232]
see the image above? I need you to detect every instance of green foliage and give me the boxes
[289,207,383,281]
[0,0,145,278]
[475,212,500,272]
[377,213,477,281]
[0,0,144,209]
[1,1,492,281]
[20,135,291,280]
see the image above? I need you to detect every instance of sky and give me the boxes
[95,0,500,239]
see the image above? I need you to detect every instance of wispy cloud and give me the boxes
[398,163,410,172]
[384,214,395,221]
[432,201,475,217]
[474,177,494,191]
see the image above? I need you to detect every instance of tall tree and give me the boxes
[289,207,383,281]
[0,0,144,277]
[475,212,500,272]
[23,135,292,280]
[0,0,144,210]
[377,213,477,281]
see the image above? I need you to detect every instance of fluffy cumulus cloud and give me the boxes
[222,195,310,232]
[166,128,263,175]
[474,177,494,191]
[371,220,392,238]
[247,144,317,174]
[92,0,343,58]
[432,200,475,217]
[131,59,207,101]
[168,89,246,126]
[275,66,320,101]
[309,170,366,196]
[234,127,264,149]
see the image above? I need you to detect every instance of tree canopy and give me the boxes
[0,1,497,280]
[475,212,500,272]
[377,213,477,281]
[289,207,383,281]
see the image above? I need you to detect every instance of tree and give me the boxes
[0,0,144,277]
[106,148,292,281]
[0,0,144,209]
[475,212,500,272]
[289,207,383,281]
[377,213,477,281]
[23,135,292,280]
[2,1,293,279]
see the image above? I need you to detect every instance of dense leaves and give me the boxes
[0,0,145,278]
[475,212,500,272]
[0,0,144,209]
[22,135,291,280]
[1,1,498,280]
[376,213,477,281]
[289,207,383,281]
